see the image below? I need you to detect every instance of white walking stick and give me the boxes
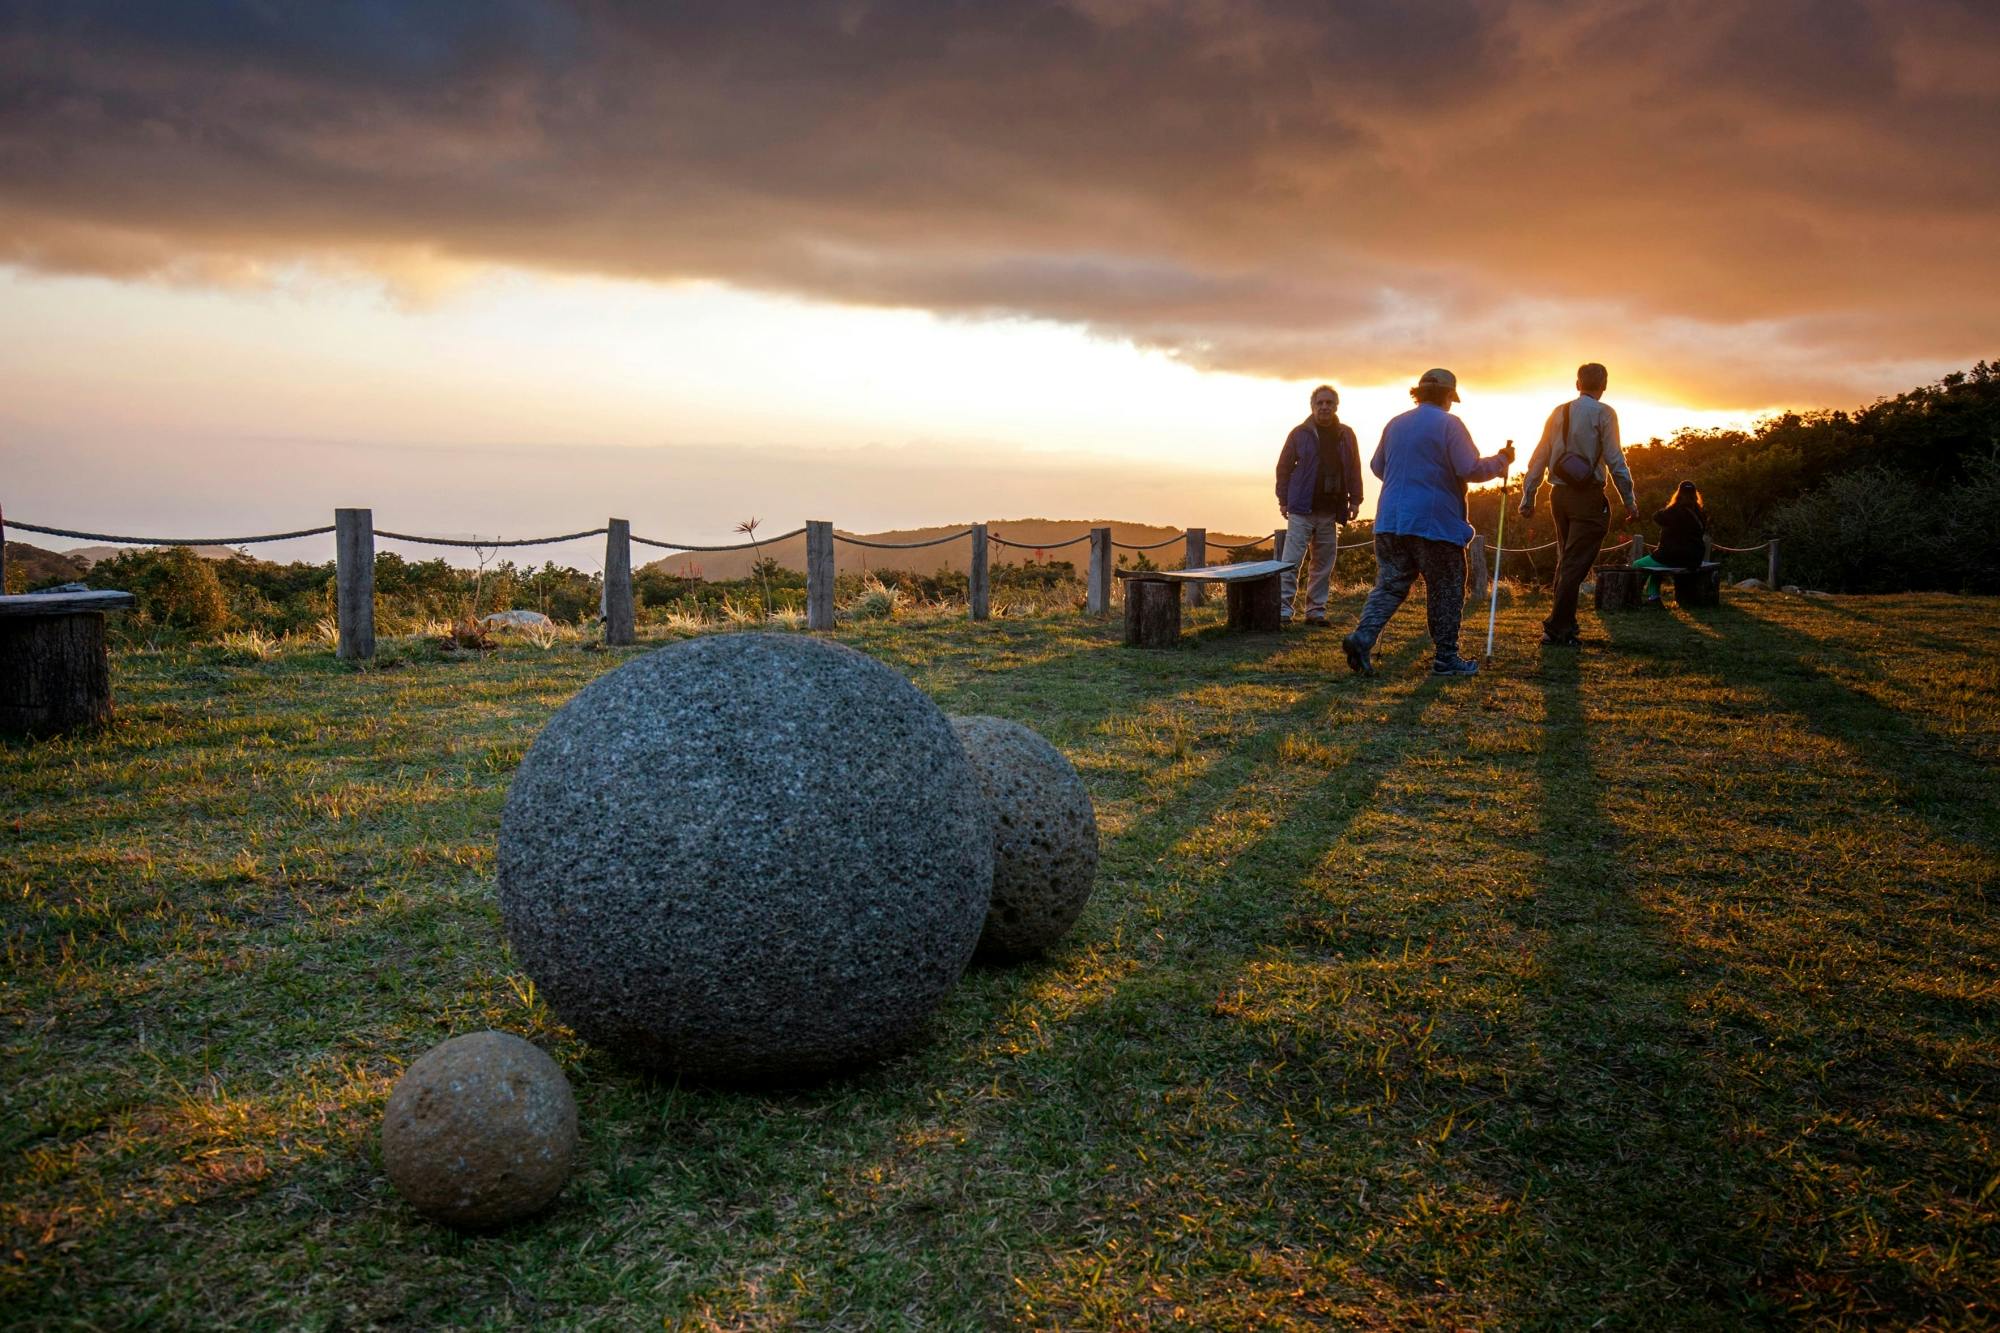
[1485,441,1511,658]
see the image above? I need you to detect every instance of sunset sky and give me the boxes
[3,1,1996,564]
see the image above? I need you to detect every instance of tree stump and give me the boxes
[1675,563,1722,608]
[1225,573,1282,632]
[1122,578,1182,647]
[1593,565,1644,611]
[0,611,112,738]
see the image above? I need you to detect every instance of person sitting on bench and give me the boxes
[1632,480,1708,604]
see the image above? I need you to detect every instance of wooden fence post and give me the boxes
[1272,527,1287,563]
[1184,527,1206,607]
[0,502,9,594]
[603,518,635,645]
[1629,532,1647,563]
[1086,527,1112,617]
[968,523,990,621]
[807,521,835,630]
[1468,533,1490,605]
[1767,538,1780,588]
[334,508,375,661]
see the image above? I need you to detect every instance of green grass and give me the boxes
[4,589,1997,1329]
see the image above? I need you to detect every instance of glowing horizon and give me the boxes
[2,263,1800,568]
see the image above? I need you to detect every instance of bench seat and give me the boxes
[1117,560,1289,643]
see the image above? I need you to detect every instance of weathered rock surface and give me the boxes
[381,1031,577,1229]
[951,715,1099,962]
[498,633,993,1081]
[482,609,554,628]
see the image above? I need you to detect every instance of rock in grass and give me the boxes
[381,1031,577,1229]
[498,633,993,1081]
[950,715,1099,962]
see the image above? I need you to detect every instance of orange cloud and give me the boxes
[1,0,1994,406]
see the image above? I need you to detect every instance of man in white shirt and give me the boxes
[1519,363,1639,646]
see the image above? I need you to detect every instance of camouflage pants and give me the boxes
[1351,533,1468,662]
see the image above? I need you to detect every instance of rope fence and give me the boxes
[3,502,1782,660]
[992,532,1091,549]
[6,519,338,546]
[631,527,808,553]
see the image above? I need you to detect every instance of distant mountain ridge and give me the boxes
[644,520,1267,581]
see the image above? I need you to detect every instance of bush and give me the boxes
[92,546,229,638]
[1772,448,2000,593]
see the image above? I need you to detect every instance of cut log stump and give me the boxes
[1,591,136,739]
[1593,565,1645,612]
[1675,563,1723,608]
[1122,578,1182,647]
[0,611,112,738]
[1225,573,1283,631]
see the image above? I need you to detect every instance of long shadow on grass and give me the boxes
[1479,646,1760,1325]
[965,658,1463,1322]
[1602,600,1999,852]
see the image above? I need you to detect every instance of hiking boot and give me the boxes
[1432,654,1480,677]
[1540,629,1583,647]
[1304,613,1329,628]
[1341,632,1375,676]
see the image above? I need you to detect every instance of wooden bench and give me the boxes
[1594,561,1722,611]
[0,589,137,738]
[1115,560,1290,647]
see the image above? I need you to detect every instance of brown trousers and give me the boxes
[1546,484,1609,638]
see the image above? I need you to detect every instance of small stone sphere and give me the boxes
[950,715,1100,962]
[497,633,994,1081]
[381,1031,577,1229]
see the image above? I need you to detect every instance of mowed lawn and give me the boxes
[3,589,1997,1330]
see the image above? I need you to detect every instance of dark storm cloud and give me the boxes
[1,0,1994,403]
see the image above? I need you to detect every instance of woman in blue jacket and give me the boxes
[1341,369,1514,677]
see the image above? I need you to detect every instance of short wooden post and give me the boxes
[1467,534,1490,605]
[1183,528,1206,607]
[0,503,9,594]
[968,523,990,621]
[1630,532,1647,562]
[334,507,375,661]
[1272,527,1287,563]
[1086,527,1112,617]
[1767,538,1780,588]
[603,518,635,645]
[806,521,835,630]
[1122,578,1181,647]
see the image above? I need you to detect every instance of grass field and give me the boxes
[4,588,1997,1329]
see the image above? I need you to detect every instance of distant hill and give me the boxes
[64,543,243,566]
[3,541,92,593]
[644,519,1267,581]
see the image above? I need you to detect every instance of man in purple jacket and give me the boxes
[1274,384,1364,626]
[1341,369,1514,677]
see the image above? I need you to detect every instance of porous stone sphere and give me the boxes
[381,1031,577,1229]
[497,633,994,1081]
[950,715,1100,962]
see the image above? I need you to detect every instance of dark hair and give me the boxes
[1311,384,1339,406]
[1665,479,1704,513]
[1409,383,1453,406]
[1578,362,1608,390]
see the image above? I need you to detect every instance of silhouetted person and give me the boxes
[1342,369,1513,677]
[1519,362,1638,646]
[1275,384,1363,626]
[1633,480,1708,603]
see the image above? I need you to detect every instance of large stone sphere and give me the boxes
[497,633,993,1081]
[950,715,1099,962]
[381,1031,577,1229]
